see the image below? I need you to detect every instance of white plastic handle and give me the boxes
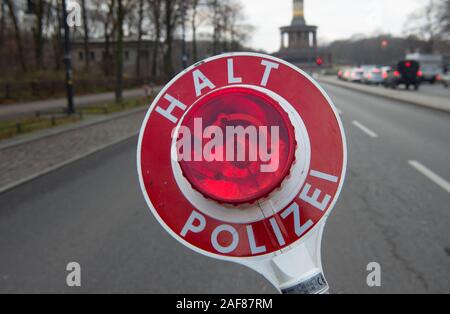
[240,221,329,294]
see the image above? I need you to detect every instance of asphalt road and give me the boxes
[377,81,450,99]
[0,83,449,294]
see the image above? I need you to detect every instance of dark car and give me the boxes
[383,60,422,90]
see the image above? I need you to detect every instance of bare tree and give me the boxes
[149,0,163,78]
[81,0,90,69]
[5,0,27,72]
[135,0,145,78]
[190,0,200,61]
[206,0,252,54]
[0,0,5,47]
[163,0,180,78]
[189,0,211,60]
[209,0,220,54]
[53,0,63,70]
[91,0,116,75]
[439,0,450,37]
[404,0,442,52]
[33,0,45,69]
[115,0,124,103]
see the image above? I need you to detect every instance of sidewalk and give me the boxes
[0,88,147,121]
[317,75,450,113]
[0,107,147,194]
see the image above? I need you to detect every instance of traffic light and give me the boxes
[316,57,323,66]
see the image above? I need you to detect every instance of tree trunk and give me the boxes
[53,0,63,70]
[212,0,219,54]
[81,0,90,70]
[115,0,124,104]
[136,0,144,78]
[151,0,162,78]
[0,1,5,45]
[34,0,44,70]
[5,0,27,72]
[164,0,175,78]
[191,0,198,62]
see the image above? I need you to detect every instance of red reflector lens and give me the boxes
[394,70,400,77]
[178,87,296,205]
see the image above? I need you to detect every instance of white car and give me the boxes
[437,73,450,88]
[348,68,364,82]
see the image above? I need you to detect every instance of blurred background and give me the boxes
[0,0,449,294]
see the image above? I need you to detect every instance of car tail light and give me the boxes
[405,62,411,68]
[417,71,423,77]
[436,74,442,81]
[367,74,372,79]
[382,72,388,79]
[178,87,296,205]
[394,70,400,77]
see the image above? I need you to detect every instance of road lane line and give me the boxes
[352,120,378,138]
[408,161,450,193]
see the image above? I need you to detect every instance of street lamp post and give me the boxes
[61,0,75,114]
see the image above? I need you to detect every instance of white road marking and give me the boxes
[408,161,450,193]
[352,120,378,138]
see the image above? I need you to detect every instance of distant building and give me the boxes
[276,0,331,70]
[71,37,215,79]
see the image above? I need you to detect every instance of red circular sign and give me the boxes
[178,86,296,205]
[137,53,346,259]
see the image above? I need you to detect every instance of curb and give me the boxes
[318,76,450,114]
[0,132,139,195]
[0,106,147,151]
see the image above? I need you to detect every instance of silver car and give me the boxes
[437,72,450,88]
[362,67,384,85]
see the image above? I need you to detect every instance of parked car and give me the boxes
[362,67,384,85]
[437,72,450,88]
[383,60,421,90]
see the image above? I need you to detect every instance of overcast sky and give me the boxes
[242,0,427,52]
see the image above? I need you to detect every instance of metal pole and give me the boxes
[62,0,75,114]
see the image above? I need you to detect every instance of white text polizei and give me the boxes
[179,169,338,255]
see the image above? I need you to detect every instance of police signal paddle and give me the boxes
[137,53,347,294]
